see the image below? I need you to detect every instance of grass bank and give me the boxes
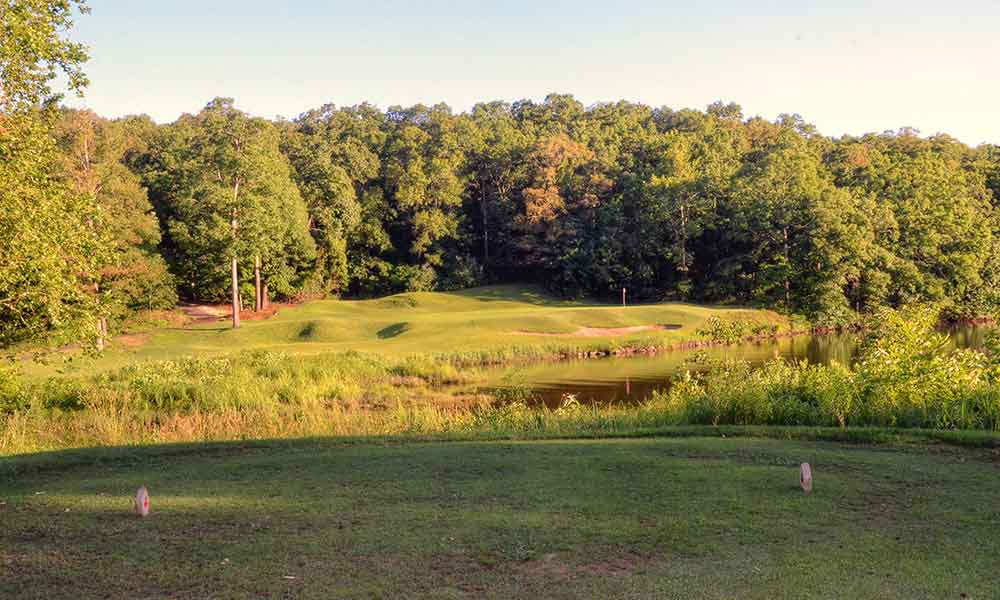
[20,284,797,378]
[2,305,998,454]
[5,292,996,456]
[4,376,1000,456]
[2,436,998,599]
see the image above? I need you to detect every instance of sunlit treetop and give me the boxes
[0,0,89,113]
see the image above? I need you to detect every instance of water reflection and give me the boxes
[490,323,992,407]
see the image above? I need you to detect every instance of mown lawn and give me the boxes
[23,284,791,378]
[3,436,997,599]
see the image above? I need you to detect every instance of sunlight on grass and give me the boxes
[22,285,793,379]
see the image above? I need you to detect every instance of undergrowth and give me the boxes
[1,306,997,455]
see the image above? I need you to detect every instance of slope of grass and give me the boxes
[24,284,794,378]
[2,436,998,599]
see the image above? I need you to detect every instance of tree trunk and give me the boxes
[96,318,106,351]
[230,186,241,328]
[480,187,490,266]
[231,256,240,329]
[678,201,689,273]
[94,282,105,351]
[783,227,791,310]
[263,282,270,310]
[254,255,262,312]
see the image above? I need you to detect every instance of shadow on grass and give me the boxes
[3,425,998,482]
[447,284,585,306]
[4,433,1000,599]
[377,322,411,339]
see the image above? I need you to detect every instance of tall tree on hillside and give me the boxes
[518,133,614,296]
[465,101,530,274]
[732,135,862,318]
[0,0,109,348]
[382,104,469,290]
[983,145,1000,205]
[53,109,177,341]
[281,103,385,295]
[645,130,732,286]
[828,133,995,315]
[144,99,314,326]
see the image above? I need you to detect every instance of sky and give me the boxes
[64,0,1000,146]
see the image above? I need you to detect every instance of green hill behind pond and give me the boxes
[28,285,792,377]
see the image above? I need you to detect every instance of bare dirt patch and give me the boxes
[115,333,150,349]
[517,552,652,580]
[511,324,682,337]
[179,303,228,322]
[517,553,574,579]
[178,303,285,323]
[578,552,651,576]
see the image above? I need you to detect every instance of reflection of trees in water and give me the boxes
[945,323,989,350]
[509,324,994,407]
[805,335,857,365]
[792,324,991,366]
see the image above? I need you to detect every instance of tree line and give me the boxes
[101,97,1000,322]
[3,0,999,348]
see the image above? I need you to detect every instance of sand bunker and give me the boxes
[512,324,682,337]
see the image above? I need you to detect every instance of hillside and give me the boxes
[24,285,793,378]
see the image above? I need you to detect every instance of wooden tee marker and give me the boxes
[800,463,813,494]
[134,486,150,517]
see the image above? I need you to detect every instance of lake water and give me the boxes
[488,323,994,407]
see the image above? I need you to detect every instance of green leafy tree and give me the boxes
[732,133,861,317]
[518,133,613,296]
[465,101,530,274]
[381,104,469,290]
[54,109,177,328]
[0,0,108,348]
[143,99,314,326]
[281,103,385,295]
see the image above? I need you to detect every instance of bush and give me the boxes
[656,306,1000,430]
[696,316,778,344]
[0,365,24,413]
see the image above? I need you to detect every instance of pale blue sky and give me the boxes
[66,0,1000,145]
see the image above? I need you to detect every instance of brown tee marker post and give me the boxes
[800,463,813,494]
[134,486,150,517]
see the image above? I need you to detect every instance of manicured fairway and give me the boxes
[3,436,998,599]
[22,285,789,378]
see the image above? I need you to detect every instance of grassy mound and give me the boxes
[24,284,793,377]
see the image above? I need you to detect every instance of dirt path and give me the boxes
[511,324,682,337]
[179,303,228,322]
[179,302,284,323]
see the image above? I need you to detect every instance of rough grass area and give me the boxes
[2,436,998,599]
[23,284,793,378]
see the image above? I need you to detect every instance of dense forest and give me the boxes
[3,1,1000,349]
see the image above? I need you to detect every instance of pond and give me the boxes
[488,323,994,407]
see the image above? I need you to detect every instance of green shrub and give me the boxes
[0,365,24,413]
[696,316,778,344]
[656,306,1000,430]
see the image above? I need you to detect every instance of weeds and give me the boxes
[696,316,780,344]
[656,306,1000,430]
[2,306,997,455]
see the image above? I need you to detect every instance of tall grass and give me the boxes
[654,307,1000,430]
[2,306,997,455]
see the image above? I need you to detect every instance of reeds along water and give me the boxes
[1,309,998,454]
